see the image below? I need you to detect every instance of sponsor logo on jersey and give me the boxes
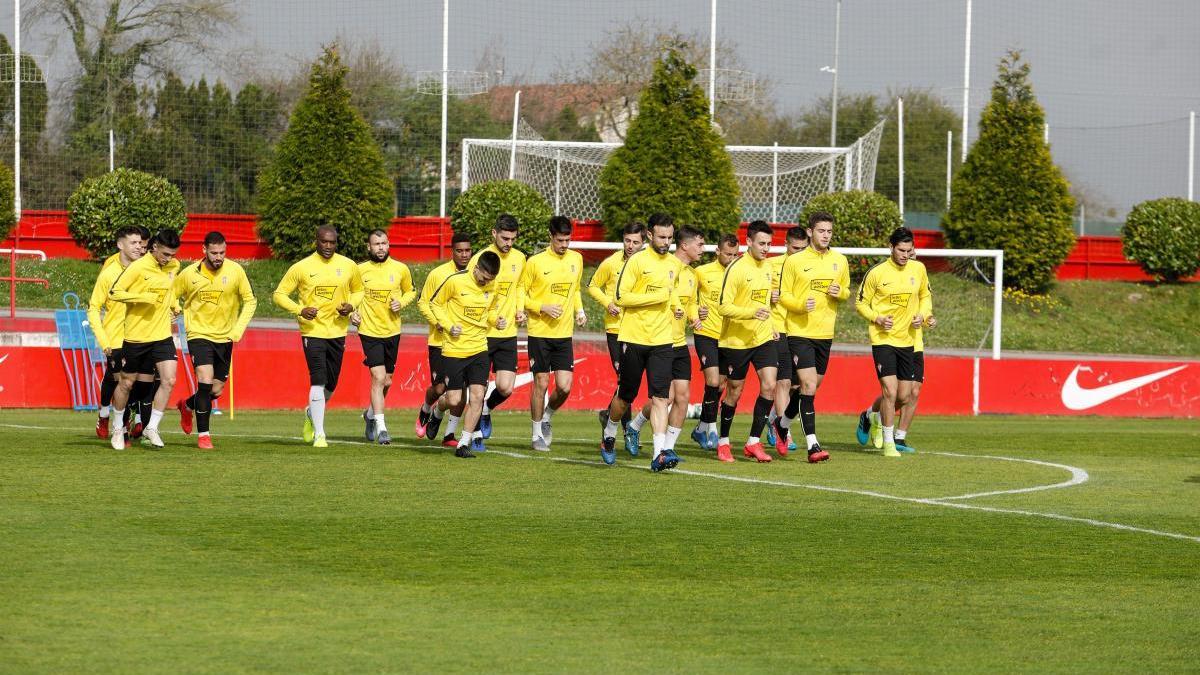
[551,282,572,298]
[464,307,484,320]
[366,288,390,303]
[810,278,833,292]
[751,289,769,304]
[198,290,222,305]
[313,285,336,302]
[887,292,912,307]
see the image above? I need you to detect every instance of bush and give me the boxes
[67,168,187,260]
[450,180,551,254]
[256,45,393,261]
[1122,198,1200,282]
[0,163,13,240]
[598,45,740,244]
[941,51,1076,294]
[799,190,902,276]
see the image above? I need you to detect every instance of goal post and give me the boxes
[565,241,1004,361]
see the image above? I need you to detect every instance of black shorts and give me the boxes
[617,342,673,402]
[872,344,918,381]
[123,338,176,375]
[789,337,833,376]
[444,351,490,389]
[104,347,125,378]
[913,351,925,384]
[719,341,777,381]
[671,345,692,381]
[528,336,574,374]
[428,345,444,386]
[606,333,621,374]
[188,338,234,381]
[487,336,518,373]
[774,335,793,381]
[303,336,346,390]
[359,333,401,373]
[693,334,720,372]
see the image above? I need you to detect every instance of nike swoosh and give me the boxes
[543,271,551,275]
[804,267,813,272]
[1060,364,1187,410]
[309,273,319,277]
[513,358,586,390]
[0,353,8,365]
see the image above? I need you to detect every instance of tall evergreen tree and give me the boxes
[598,45,740,241]
[255,45,393,260]
[941,50,1076,293]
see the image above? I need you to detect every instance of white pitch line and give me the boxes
[924,452,1090,501]
[4,423,1196,544]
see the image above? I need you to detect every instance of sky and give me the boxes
[5,0,1199,221]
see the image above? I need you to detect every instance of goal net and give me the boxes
[462,119,886,222]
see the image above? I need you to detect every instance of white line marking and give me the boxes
[3,423,1196,544]
[924,452,1090,501]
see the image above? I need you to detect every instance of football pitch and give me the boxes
[2,409,1198,673]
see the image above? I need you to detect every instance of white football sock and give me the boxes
[883,425,895,444]
[148,408,164,431]
[665,425,681,450]
[375,413,386,431]
[806,433,818,448]
[895,429,907,441]
[604,418,619,439]
[630,411,648,432]
[445,414,460,436]
[309,385,326,437]
[112,408,125,433]
[652,432,665,459]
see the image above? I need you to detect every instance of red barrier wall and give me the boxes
[3,212,1185,282]
[4,329,1195,417]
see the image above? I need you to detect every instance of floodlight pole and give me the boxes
[830,0,841,148]
[897,97,905,218]
[961,0,972,162]
[946,130,953,209]
[508,90,521,179]
[1189,110,1195,201]
[708,0,717,121]
[438,0,449,217]
[13,0,21,224]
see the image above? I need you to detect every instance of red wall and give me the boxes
[2,211,1184,282]
[2,329,1196,418]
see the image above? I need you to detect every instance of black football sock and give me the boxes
[195,382,213,434]
[701,385,721,423]
[750,396,772,438]
[800,394,817,436]
[719,402,737,439]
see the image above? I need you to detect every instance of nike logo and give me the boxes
[804,267,813,272]
[1060,364,1187,410]
[309,273,319,277]
[880,282,890,286]
[543,271,551,275]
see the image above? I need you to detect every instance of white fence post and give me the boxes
[898,97,905,218]
[771,141,779,222]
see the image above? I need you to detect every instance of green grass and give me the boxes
[2,409,1198,672]
[6,257,1200,356]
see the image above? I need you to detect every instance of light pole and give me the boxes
[829,0,841,148]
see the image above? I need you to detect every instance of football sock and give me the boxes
[99,377,117,409]
[883,425,895,445]
[445,414,460,436]
[701,385,721,423]
[364,407,374,420]
[432,405,444,420]
[375,414,387,432]
[806,434,819,449]
[98,405,111,419]
[484,389,509,413]
[604,418,619,440]
[111,408,126,433]
[309,385,326,437]
[195,382,213,434]
[748,436,760,445]
[665,425,682,450]
[719,402,737,439]
[542,407,554,423]
[148,408,164,431]
[896,429,907,441]
[799,394,817,436]
[749,396,772,439]
[420,402,431,415]
[630,411,648,432]
[531,421,541,439]
[785,393,801,421]
[652,432,665,459]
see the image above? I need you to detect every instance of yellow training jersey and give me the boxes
[694,259,729,340]
[468,245,525,340]
[615,248,679,347]
[173,259,257,343]
[356,258,417,338]
[417,261,464,348]
[769,254,790,334]
[272,252,364,339]
[430,270,499,358]
[914,276,933,352]
[673,261,699,348]
[521,248,584,339]
[855,258,931,348]
[87,257,129,351]
[718,254,775,349]
[101,252,121,273]
[108,253,181,343]
[587,250,626,335]
[779,247,851,340]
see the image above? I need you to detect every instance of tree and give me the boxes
[32,0,236,158]
[598,45,740,242]
[0,34,48,151]
[255,45,393,261]
[941,50,1076,294]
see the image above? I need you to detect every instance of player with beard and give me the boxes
[416,232,473,446]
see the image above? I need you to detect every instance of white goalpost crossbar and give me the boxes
[565,241,1005,361]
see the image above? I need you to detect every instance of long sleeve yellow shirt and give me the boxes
[694,260,728,340]
[615,248,679,347]
[173,259,257,343]
[673,262,699,348]
[108,253,181,343]
[855,259,932,348]
[430,270,500,358]
[87,258,129,351]
[418,261,463,348]
[468,245,525,340]
[587,250,625,335]
[779,247,851,340]
[521,248,584,339]
[356,258,417,338]
[718,254,775,349]
[272,252,364,338]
